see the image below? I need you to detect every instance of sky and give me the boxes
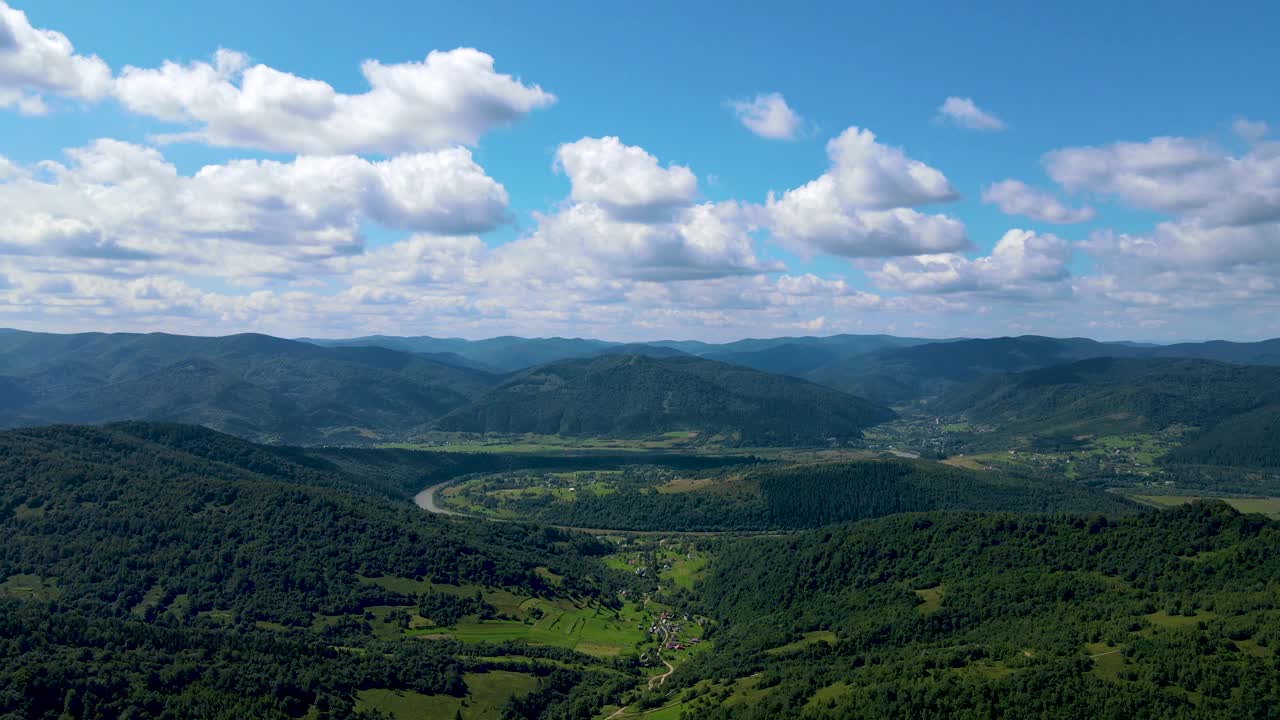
[1,0,1278,342]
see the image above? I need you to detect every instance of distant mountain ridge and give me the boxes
[298,332,941,374]
[0,330,893,446]
[935,357,1280,468]
[298,332,1280,402]
[0,330,498,443]
[4,328,1280,447]
[436,353,894,445]
[806,335,1280,403]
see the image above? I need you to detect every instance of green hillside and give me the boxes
[1164,404,1280,469]
[654,504,1280,719]
[0,330,499,443]
[0,423,639,718]
[436,354,894,446]
[440,459,1134,532]
[808,335,1140,402]
[934,358,1280,462]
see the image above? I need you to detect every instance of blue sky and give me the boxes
[1,0,1277,341]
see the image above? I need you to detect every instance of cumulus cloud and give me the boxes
[730,92,803,140]
[1044,136,1280,227]
[0,1,112,113]
[937,96,1005,131]
[1047,132,1280,319]
[554,137,698,221]
[0,140,509,278]
[114,47,555,154]
[820,127,959,209]
[982,179,1095,223]
[871,229,1071,296]
[1083,221,1280,273]
[766,127,966,257]
[496,201,777,283]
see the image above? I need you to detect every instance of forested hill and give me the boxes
[435,354,894,445]
[935,358,1280,454]
[0,423,632,717]
[300,333,937,373]
[298,332,1280,399]
[669,504,1280,719]
[300,334,618,373]
[0,423,618,616]
[475,458,1136,532]
[806,335,1146,402]
[799,335,1280,402]
[0,330,499,443]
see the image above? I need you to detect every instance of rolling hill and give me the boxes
[936,357,1280,432]
[452,458,1136,532]
[0,422,633,717]
[807,336,1146,403]
[436,353,894,445]
[299,333,1280,403]
[803,335,1280,403]
[300,332,939,374]
[300,334,619,373]
[679,503,1280,719]
[934,357,1280,469]
[0,330,500,443]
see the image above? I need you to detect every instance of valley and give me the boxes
[2,0,1276,715]
[3,331,1280,718]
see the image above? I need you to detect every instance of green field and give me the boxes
[1085,643,1127,681]
[766,630,837,655]
[660,549,708,591]
[355,671,540,719]
[1129,495,1280,518]
[804,682,851,712]
[600,674,774,720]
[913,585,944,614]
[0,574,60,601]
[1143,609,1218,630]
[357,575,649,656]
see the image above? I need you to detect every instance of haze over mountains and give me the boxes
[4,328,1280,447]
[0,330,497,443]
[306,332,1280,402]
[434,353,893,445]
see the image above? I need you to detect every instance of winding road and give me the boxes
[648,657,676,689]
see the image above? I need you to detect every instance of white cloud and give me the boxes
[1043,136,1280,227]
[937,96,1005,131]
[1046,132,1280,321]
[114,47,555,154]
[871,229,1071,296]
[730,92,803,140]
[0,1,112,113]
[1083,220,1280,273]
[1234,118,1269,143]
[554,137,698,221]
[982,179,1095,223]
[766,127,966,257]
[821,127,959,209]
[496,201,777,283]
[0,139,509,279]
[769,187,967,257]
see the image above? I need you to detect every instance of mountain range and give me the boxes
[302,332,1280,403]
[4,328,1280,447]
[435,353,894,445]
